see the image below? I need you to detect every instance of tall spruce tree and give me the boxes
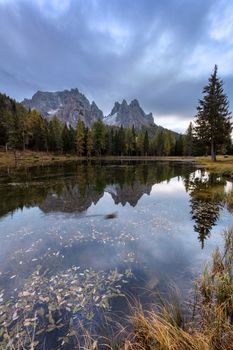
[143,130,149,156]
[118,125,125,156]
[194,65,232,161]
[48,117,63,153]
[136,132,145,156]
[184,122,194,156]
[87,129,94,157]
[131,125,136,156]
[62,124,74,153]
[76,119,85,156]
[92,120,106,156]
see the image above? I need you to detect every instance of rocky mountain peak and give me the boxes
[130,99,140,107]
[91,101,97,107]
[22,88,155,129]
[110,102,121,115]
[22,89,103,127]
[104,98,154,128]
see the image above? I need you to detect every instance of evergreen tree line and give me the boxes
[0,93,185,156]
[0,65,232,159]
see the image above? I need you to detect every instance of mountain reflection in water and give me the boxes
[0,161,191,214]
[0,161,233,349]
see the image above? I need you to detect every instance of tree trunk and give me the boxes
[22,130,25,151]
[211,138,216,162]
[13,149,18,167]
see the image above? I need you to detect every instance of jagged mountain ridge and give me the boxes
[104,99,154,129]
[22,88,103,127]
[22,89,157,129]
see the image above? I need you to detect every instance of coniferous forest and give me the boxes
[0,66,232,159]
[1,0,233,347]
[0,92,184,156]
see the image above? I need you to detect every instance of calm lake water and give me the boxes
[0,161,232,348]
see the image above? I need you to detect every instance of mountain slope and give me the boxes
[104,99,154,128]
[22,89,103,127]
[21,89,180,139]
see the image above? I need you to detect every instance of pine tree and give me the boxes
[155,131,164,156]
[125,128,134,156]
[143,131,149,156]
[131,125,136,156]
[118,125,125,156]
[174,135,184,156]
[149,135,157,156]
[113,129,120,155]
[87,129,94,157]
[62,124,75,153]
[92,120,106,156]
[76,119,85,156]
[0,94,9,146]
[136,132,145,156]
[48,116,63,153]
[163,131,171,156]
[7,101,27,151]
[184,122,194,156]
[194,65,232,161]
[30,111,48,151]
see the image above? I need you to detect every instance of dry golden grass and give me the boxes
[197,155,233,176]
[0,149,79,168]
[131,309,211,350]
[0,149,194,169]
[1,148,233,174]
[124,228,233,350]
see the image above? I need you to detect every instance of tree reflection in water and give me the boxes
[185,171,226,248]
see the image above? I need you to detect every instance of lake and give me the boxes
[0,160,232,349]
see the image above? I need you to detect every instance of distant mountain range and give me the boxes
[104,99,154,128]
[22,89,103,128]
[22,88,155,129]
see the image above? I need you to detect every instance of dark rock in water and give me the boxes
[105,212,118,219]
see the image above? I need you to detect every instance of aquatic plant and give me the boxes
[126,227,233,350]
[0,266,131,349]
[1,228,233,349]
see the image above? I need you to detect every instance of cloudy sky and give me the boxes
[0,0,233,132]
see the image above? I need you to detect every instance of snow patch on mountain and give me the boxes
[47,108,59,116]
[103,113,119,126]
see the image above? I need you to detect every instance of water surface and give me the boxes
[0,161,232,348]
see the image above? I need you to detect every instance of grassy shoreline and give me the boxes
[0,150,232,178]
[0,149,195,168]
[0,149,80,168]
[197,155,233,177]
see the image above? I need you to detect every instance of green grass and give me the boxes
[0,150,80,168]
[1,149,233,173]
[0,150,194,169]
[197,156,233,176]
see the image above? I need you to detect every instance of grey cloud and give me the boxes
[0,0,232,130]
